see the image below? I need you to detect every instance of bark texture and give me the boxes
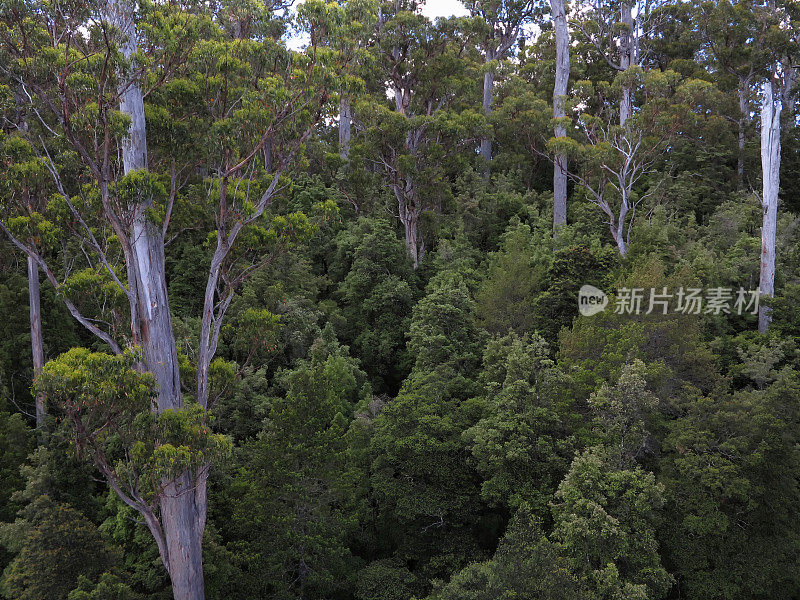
[27,254,45,429]
[759,79,780,334]
[619,1,634,127]
[551,0,570,229]
[737,81,750,188]
[339,95,352,159]
[387,55,426,269]
[393,182,424,269]
[480,67,495,166]
[110,1,206,597]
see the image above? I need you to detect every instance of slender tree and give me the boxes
[464,0,537,171]
[759,78,781,333]
[695,0,772,189]
[572,0,671,126]
[364,2,477,268]
[551,0,570,228]
[27,254,44,429]
[756,0,797,332]
[327,0,378,160]
[551,70,691,255]
[106,2,209,597]
[13,90,46,430]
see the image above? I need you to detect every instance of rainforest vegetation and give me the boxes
[1,0,800,598]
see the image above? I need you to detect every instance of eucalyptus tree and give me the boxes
[0,0,346,597]
[757,0,798,333]
[551,69,698,255]
[462,0,540,169]
[550,0,569,228]
[330,0,379,159]
[695,0,773,188]
[760,77,781,333]
[571,0,674,126]
[363,1,480,268]
[0,113,49,430]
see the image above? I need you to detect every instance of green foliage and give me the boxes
[37,348,231,501]
[588,360,660,467]
[533,243,617,344]
[0,408,32,523]
[465,332,575,513]
[99,495,170,598]
[430,505,582,600]
[660,372,800,599]
[354,559,418,600]
[558,258,720,400]
[368,271,488,584]
[475,219,552,335]
[407,271,483,376]
[218,327,368,599]
[0,269,82,408]
[331,217,417,393]
[68,573,142,600]
[2,0,800,598]
[552,448,673,600]
[0,496,119,600]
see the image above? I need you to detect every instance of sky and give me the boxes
[287,0,469,49]
[419,0,469,19]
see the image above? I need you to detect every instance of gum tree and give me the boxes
[551,70,703,255]
[462,0,539,169]
[550,0,570,228]
[0,0,344,597]
[363,1,481,268]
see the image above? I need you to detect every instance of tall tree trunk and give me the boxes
[612,228,628,257]
[619,1,634,127]
[27,254,45,430]
[551,0,570,230]
[480,66,494,169]
[160,473,206,600]
[110,1,205,597]
[782,61,798,117]
[339,95,352,159]
[394,184,423,269]
[759,79,781,334]
[18,87,45,431]
[737,80,750,188]
[612,202,629,257]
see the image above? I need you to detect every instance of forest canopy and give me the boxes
[1,0,800,599]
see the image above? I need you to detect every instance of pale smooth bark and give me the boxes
[613,204,629,257]
[619,1,634,127]
[27,254,45,429]
[17,87,46,431]
[110,1,205,597]
[339,96,352,159]
[759,79,781,333]
[566,124,660,257]
[737,81,750,188]
[551,0,569,229]
[478,41,515,174]
[480,67,495,166]
[386,61,426,269]
[195,152,288,407]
